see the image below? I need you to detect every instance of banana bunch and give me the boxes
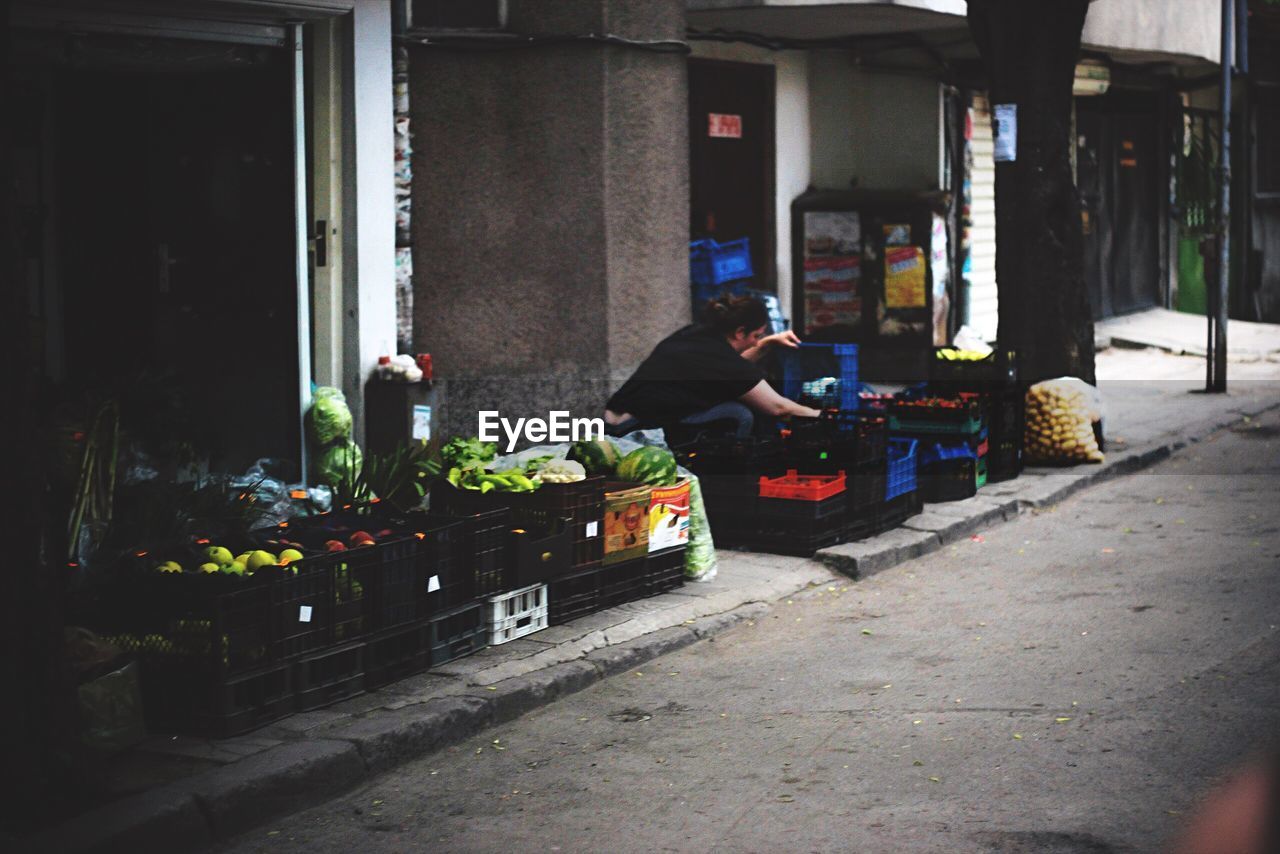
[935,348,991,361]
[1024,380,1104,464]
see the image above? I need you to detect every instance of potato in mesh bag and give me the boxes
[1024,378,1104,464]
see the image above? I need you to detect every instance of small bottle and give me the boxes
[416,353,433,381]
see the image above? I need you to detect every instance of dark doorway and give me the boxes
[1076,91,1163,319]
[50,54,299,471]
[688,59,776,291]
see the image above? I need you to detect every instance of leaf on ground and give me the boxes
[486,686,497,691]
[777,795,795,803]
[1101,548,1116,554]
[1013,733,1023,740]
[1123,528,1133,534]
[913,720,923,725]
[862,629,873,635]
[1176,519,1186,525]
[1055,717,1072,723]
[928,776,941,783]
[913,760,924,766]
[1155,498,1165,505]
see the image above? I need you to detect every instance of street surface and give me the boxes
[219,406,1280,854]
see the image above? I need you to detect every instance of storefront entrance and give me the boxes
[688,59,776,292]
[1076,91,1164,320]
[16,36,300,471]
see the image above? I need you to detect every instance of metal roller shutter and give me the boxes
[965,93,999,343]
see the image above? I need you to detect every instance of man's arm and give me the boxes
[739,380,822,419]
[740,330,803,363]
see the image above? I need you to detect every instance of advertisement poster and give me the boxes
[802,256,861,332]
[884,246,927,309]
[803,211,861,256]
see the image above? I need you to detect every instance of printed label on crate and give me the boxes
[884,246,927,309]
[604,496,649,556]
[427,575,440,593]
[649,479,692,552]
[586,521,599,538]
[298,605,313,623]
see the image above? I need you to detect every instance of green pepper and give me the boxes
[479,480,495,494]
[508,473,536,492]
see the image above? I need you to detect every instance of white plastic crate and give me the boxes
[486,583,549,645]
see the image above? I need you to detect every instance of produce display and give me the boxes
[1024,378,1104,464]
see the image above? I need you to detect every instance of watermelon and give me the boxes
[616,446,678,487]
[567,438,621,476]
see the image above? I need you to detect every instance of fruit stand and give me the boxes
[64,346,1109,742]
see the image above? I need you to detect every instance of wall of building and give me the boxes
[410,0,688,439]
[1082,0,1220,65]
[689,40,810,330]
[808,55,943,194]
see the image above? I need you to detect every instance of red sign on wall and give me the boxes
[708,113,743,139]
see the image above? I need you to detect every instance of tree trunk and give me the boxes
[967,0,1096,385]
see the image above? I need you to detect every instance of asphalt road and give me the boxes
[218,409,1280,854]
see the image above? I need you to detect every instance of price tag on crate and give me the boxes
[427,575,441,593]
[298,605,313,623]
[586,521,599,538]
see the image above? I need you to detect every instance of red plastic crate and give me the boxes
[758,469,847,501]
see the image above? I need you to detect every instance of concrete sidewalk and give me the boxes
[1096,307,1280,362]
[19,359,1280,854]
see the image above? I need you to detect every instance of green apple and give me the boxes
[203,545,234,565]
[245,550,278,572]
[278,548,304,566]
[199,562,220,574]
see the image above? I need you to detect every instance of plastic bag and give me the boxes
[1024,377,1105,464]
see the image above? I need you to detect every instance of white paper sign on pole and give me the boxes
[994,103,1017,163]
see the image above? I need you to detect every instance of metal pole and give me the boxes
[291,22,314,479]
[1213,0,1233,392]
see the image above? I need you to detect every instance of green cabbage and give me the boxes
[306,387,353,447]
[315,440,363,487]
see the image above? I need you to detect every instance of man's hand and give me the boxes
[761,330,803,349]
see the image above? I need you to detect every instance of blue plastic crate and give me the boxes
[690,238,753,287]
[885,438,918,500]
[781,343,859,411]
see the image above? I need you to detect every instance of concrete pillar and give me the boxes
[409,0,689,441]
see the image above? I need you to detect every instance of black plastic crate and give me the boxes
[599,556,647,609]
[920,457,982,502]
[411,515,472,616]
[508,511,572,589]
[427,601,488,666]
[428,489,511,594]
[845,460,886,540]
[272,551,372,660]
[784,413,888,474]
[752,492,847,556]
[930,347,1019,390]
[139,657,293,738]
[293,641,366,711]
[643,547,686,596]
[675,436,787,478]
[548,565,603,626]
[132,569,276,678]
[875,489,923,533]
[520,477,606,573]
[364,623,431,690]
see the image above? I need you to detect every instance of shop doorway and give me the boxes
[31,43,300,472]
[688,59,776,291]
[1076,91,1163,319]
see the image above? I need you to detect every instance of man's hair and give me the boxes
[700,294,769,336]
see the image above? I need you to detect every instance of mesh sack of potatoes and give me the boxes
[1024,378,1104,464]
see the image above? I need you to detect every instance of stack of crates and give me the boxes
[929,347,1022,482]
[782,412,887,541]
[889,397,987,501]
[676,437,786,547]
[753,470,849,556]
